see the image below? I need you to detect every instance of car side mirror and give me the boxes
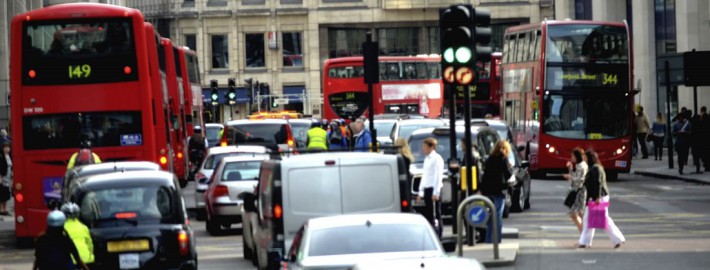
[516,145,525,152]
[441,237,457,253]
[240,192,258,212]
[521,160,530,168]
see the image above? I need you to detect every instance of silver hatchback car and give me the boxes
[194,146,270,220]
[204,155,268,235]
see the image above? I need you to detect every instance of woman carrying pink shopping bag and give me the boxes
[578,150,626,249]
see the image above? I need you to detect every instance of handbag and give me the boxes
[587,200,609,229]
[564,189,578,208]
[646,134,654,142]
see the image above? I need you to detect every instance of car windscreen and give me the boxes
[409,135,460,164]
[78,185,177,228]
[374,121,396,136]
[221,161,261,181]
[289,122,310,144]
[205,126,222,144]
[227,123,288,145]
[307,223,438,256]
[205,152,269,170]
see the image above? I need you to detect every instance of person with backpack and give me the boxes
[66,140,101,171]
[327,120,348,150]
[33,210,89,270]
[61,202,94,269]
[188,125,208,179]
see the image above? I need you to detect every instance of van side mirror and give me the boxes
[516,145,525,152]
[240,192,257,212]
[441,237,457,253]
[521,160,530,168]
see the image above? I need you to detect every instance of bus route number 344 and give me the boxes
[68,64,92,79]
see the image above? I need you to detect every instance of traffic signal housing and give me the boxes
[210,79,219,105]
[440,5,474,85]
[473,8,492,65]
[227,78,237,105]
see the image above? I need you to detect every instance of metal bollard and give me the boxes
[456,195,499,260]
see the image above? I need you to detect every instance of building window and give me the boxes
[574,0,592,20]
[282,32,303,67]
[211,35,229,69]
[377,28,419,56]
[246,33,265,68]
[185,34,196,52]
[328,28,367,58]
[655,0,676,54]
[428,27,439,54]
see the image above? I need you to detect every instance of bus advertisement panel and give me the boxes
[323,56,443,120]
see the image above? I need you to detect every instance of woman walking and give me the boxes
[563,147,587,233]
[394,138,415,182]
[480,140,513,244]
[651,112,666,161]
[578,150,625,249]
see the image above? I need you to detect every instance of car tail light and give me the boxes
[196,172,207,183]
[287,139,294,147]
[178,230,189,256]
[159,156,168,165]
[401,200,409,208]
[273,204,282,219]
[177,152,183,159]
[213,185,229,197]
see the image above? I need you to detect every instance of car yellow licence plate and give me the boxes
[107,239,150,253]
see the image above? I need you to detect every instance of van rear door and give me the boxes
[282,158,342,249]
[339,155,399,213]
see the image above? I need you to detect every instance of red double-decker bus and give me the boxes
[159,38,188,182]
[9,3,175,241]
[176,47,205,177]
[501,20,633,179]
[446,53,503,118]
[323,56,443,120]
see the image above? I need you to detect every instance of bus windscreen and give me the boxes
[545,24,628,64]
[22,18,137,85]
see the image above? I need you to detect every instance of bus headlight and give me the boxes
[615,148,623,155]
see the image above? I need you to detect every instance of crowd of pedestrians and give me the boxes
[306,118,374,152]
[636,106,710,174]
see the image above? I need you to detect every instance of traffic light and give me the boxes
[210,79,219,105]
[227,78,237,105]
[440,5,475,86]
[473,9,492,65]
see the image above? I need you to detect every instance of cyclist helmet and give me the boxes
[193,125,202,133]
[60,202,81,218]
[47,210,66,228]
[79,139,92,149]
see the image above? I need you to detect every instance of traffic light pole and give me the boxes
[447,83,459,236]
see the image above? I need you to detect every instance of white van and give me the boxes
[241,152,411,270]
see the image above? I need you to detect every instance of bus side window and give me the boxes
[528,31,537,61]
[534,30,542,60]
[508,34,517,63]
[502,35,510,64]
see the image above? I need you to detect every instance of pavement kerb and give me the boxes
[634,170,710,185]
[458,242,519,267]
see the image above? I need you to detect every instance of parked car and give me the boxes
[205,123,225,147]
[241,152,411,270]
[193,145,271,220]
[287,119,313,150]
[407,126,500,217]
[390,119,446,143]
[284,213,463,270]
[61,161,161,203]
[204,155,269,235]
[222,119,296,153]
[68,171,197,270]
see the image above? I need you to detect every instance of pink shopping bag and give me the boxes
[587,201,609,229]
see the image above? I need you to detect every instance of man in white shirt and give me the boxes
[417,137,444,238]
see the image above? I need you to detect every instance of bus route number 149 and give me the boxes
[68,64,92,79]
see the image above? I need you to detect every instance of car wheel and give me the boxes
[179,178,188,188]
[242,232,253,260]
[524,178,531,210]
[205,214,221,236]
[510,186,524,213]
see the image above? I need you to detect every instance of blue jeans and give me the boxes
[486,195,505,244]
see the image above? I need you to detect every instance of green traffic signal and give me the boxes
[443,48,455,63]
[211,93,218,100]
[455,47,472,64]
[228,92,236,99]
